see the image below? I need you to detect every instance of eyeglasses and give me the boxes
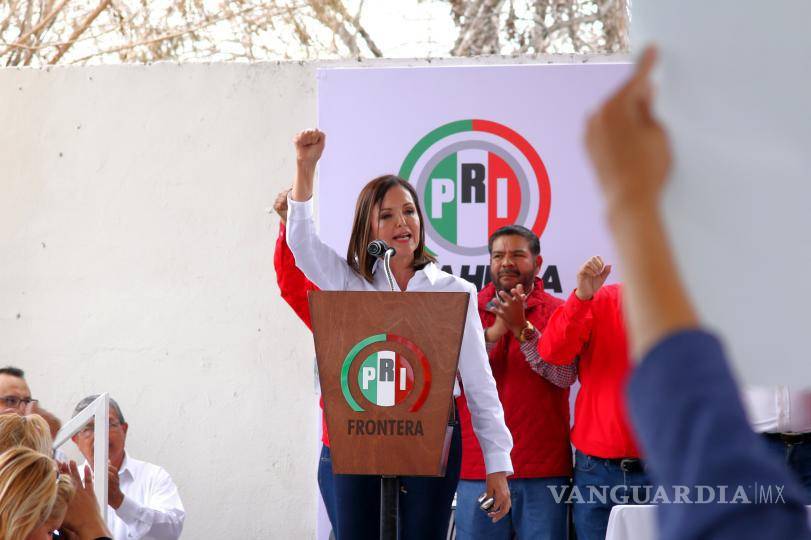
[76,420,122,438]
[0,395,38,409]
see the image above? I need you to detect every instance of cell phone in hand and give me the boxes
[478,491,495,513]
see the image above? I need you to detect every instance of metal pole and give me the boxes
[93,395,109,520]
[54,393,109,519]
[380,475,399,540]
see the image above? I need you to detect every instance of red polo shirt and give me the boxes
[456,280,572,479]
[538,284,641,458]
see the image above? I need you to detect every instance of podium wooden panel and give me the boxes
[309,290,468,477]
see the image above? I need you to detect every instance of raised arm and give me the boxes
[290,129,324,203]
[537,257,607,365]
[519,335,578,388]
[284,129,354,291]
[586,46,811,540]
[273,188,318,329]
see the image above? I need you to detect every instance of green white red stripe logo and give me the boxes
[341,334,431,412]
[358,351,415,407]
[400,119,551,255]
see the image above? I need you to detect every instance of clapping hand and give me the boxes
[489,284,528,338]
[108,461,124,509]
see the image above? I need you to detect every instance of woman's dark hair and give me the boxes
[346,175,436,283]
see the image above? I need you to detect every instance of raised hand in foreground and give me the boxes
[58,460,113,540]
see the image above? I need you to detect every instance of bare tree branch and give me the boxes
[0,0,627,66]
[452,0,507,56]
[68,3,278,64]
[50,0,110,63]
[1,0,70,58]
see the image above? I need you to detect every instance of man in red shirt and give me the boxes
[272,189,336,532]
[539,256,653,540]
[455,225,576,540]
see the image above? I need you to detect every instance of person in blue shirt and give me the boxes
[583,45,811,540]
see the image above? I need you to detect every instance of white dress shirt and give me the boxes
[743,386,811,434]
[286,196,514,474]
[84,453,185,540]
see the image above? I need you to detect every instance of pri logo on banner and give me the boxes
[399,119,552,256]
[341,334,432,412]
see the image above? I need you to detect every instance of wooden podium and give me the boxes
[309,290,469,538]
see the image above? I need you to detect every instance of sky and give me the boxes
[351,0,459,57]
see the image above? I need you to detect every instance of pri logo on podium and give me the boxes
[399,119,552,257]
[341,334,431,413]
[358,351,414,407]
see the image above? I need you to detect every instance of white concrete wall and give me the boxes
[0,53,623,539]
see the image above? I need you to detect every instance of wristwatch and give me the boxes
[517,320,536,343]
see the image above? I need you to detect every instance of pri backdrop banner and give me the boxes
[316,62,631,297]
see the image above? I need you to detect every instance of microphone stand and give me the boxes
[366,240,400,538]
[381,248,398,539]
[383,249,396,292]
[380,475,399,540]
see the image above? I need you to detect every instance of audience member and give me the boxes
[455,225,575,539]
[0,413,52,455]
[0,412,112,539]
[585,45,811,540]
[743,386,811,502]
[0,447,73,540]
[0,366,37,415]
[71,395,185,540]
[0,366,62,438]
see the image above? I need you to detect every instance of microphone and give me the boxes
[367,240,397,291]
[367,240,396,259]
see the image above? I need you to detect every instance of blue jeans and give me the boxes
[317,420,461,540]
[572,450,653,540]
[761,434,811,504]
[455,477,569,540]
[317,445,338,533]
